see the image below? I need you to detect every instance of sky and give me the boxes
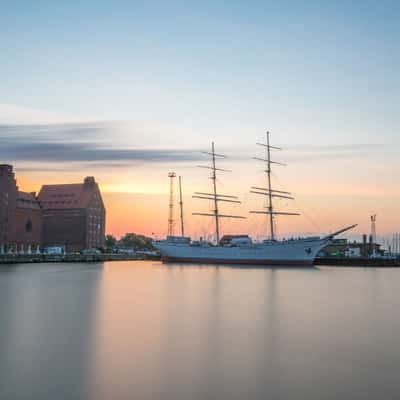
[1,0,399,241]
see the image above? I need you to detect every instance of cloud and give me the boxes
[225,142,397,165]
[0,122,110,143]
[1,121,396,167]
[0,122,200,164]
[0,142,197,162]
[282,143,397,163]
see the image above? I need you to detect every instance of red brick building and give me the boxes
[1,165,106,254]
[15,191,42,253]
[0,165,17,252]
[38,177,106,252]
[0,165,41,253]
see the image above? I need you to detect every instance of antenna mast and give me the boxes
[179,176,185,237]
[167,172,176,236]
[250,131,299,241]
[193,142,245,244]
[371,214,377,244]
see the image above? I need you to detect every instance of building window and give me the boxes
[25,220,33,233]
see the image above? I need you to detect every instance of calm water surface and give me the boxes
[0,261,400,400]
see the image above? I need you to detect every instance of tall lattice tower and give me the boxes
[168,172,176,236]
[370,214,377,244]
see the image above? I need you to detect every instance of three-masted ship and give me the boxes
[154,132,356,266]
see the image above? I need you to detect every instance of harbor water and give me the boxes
[1,261,400,400]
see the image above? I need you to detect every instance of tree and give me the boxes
[118,233,155,250]
[105,234,117,252]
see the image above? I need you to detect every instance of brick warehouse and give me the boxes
[0,164,42,253]
[0,165,106,253]
[38,176,106,252]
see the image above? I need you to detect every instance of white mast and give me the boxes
[211,142,220,242]
[250,131,299,241]
[179,176,185,237]
[266,132,275,240]
[193,142,245,244]
[167,172,176,237]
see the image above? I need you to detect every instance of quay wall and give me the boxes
[315,257,400,267]
[1,255,398,267]
[0,253,160,264]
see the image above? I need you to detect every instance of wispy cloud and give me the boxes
[227,142,397,164]
[0,141,198,162]
[1,122,397,168]
[282,143,397,163]
[0,122,199,164]
[0,122,111,143]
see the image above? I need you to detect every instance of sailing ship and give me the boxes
[154,132,356,266]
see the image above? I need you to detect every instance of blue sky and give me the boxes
[1,0,399,237]
[1,0,399,145]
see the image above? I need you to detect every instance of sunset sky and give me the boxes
[1,1,399,241]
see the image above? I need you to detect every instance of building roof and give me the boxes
[0,164,14,177]
[220,235,250,240]
[38,177,101,210]
[17,191,41,210]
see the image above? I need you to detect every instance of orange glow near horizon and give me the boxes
[13,159,400,241]
[102,191,400,241]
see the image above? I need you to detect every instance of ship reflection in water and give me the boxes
[1,261,400,400]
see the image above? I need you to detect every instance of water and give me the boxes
[0,261,400,400]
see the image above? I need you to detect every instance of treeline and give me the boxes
[105,233,155,252]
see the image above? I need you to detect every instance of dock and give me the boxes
[315,257,400,267]
[1,254,399,267]
[0,253,160,265]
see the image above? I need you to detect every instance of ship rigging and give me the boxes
[154,133,357,266]
[249,131,300,241]
[192,142,245,244]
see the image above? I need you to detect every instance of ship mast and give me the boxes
[193,142,245,244]
[250,131,299,241]
[179,176,185,237]
[211,143,220,242]
[167,172,176,236]
[266,132,274,240]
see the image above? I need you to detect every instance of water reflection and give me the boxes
[1,262,400,400]
[0,263,102,400]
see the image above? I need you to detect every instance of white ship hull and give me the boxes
[154,238,329,266]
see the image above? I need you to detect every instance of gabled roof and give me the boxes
[38,177,101,210]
